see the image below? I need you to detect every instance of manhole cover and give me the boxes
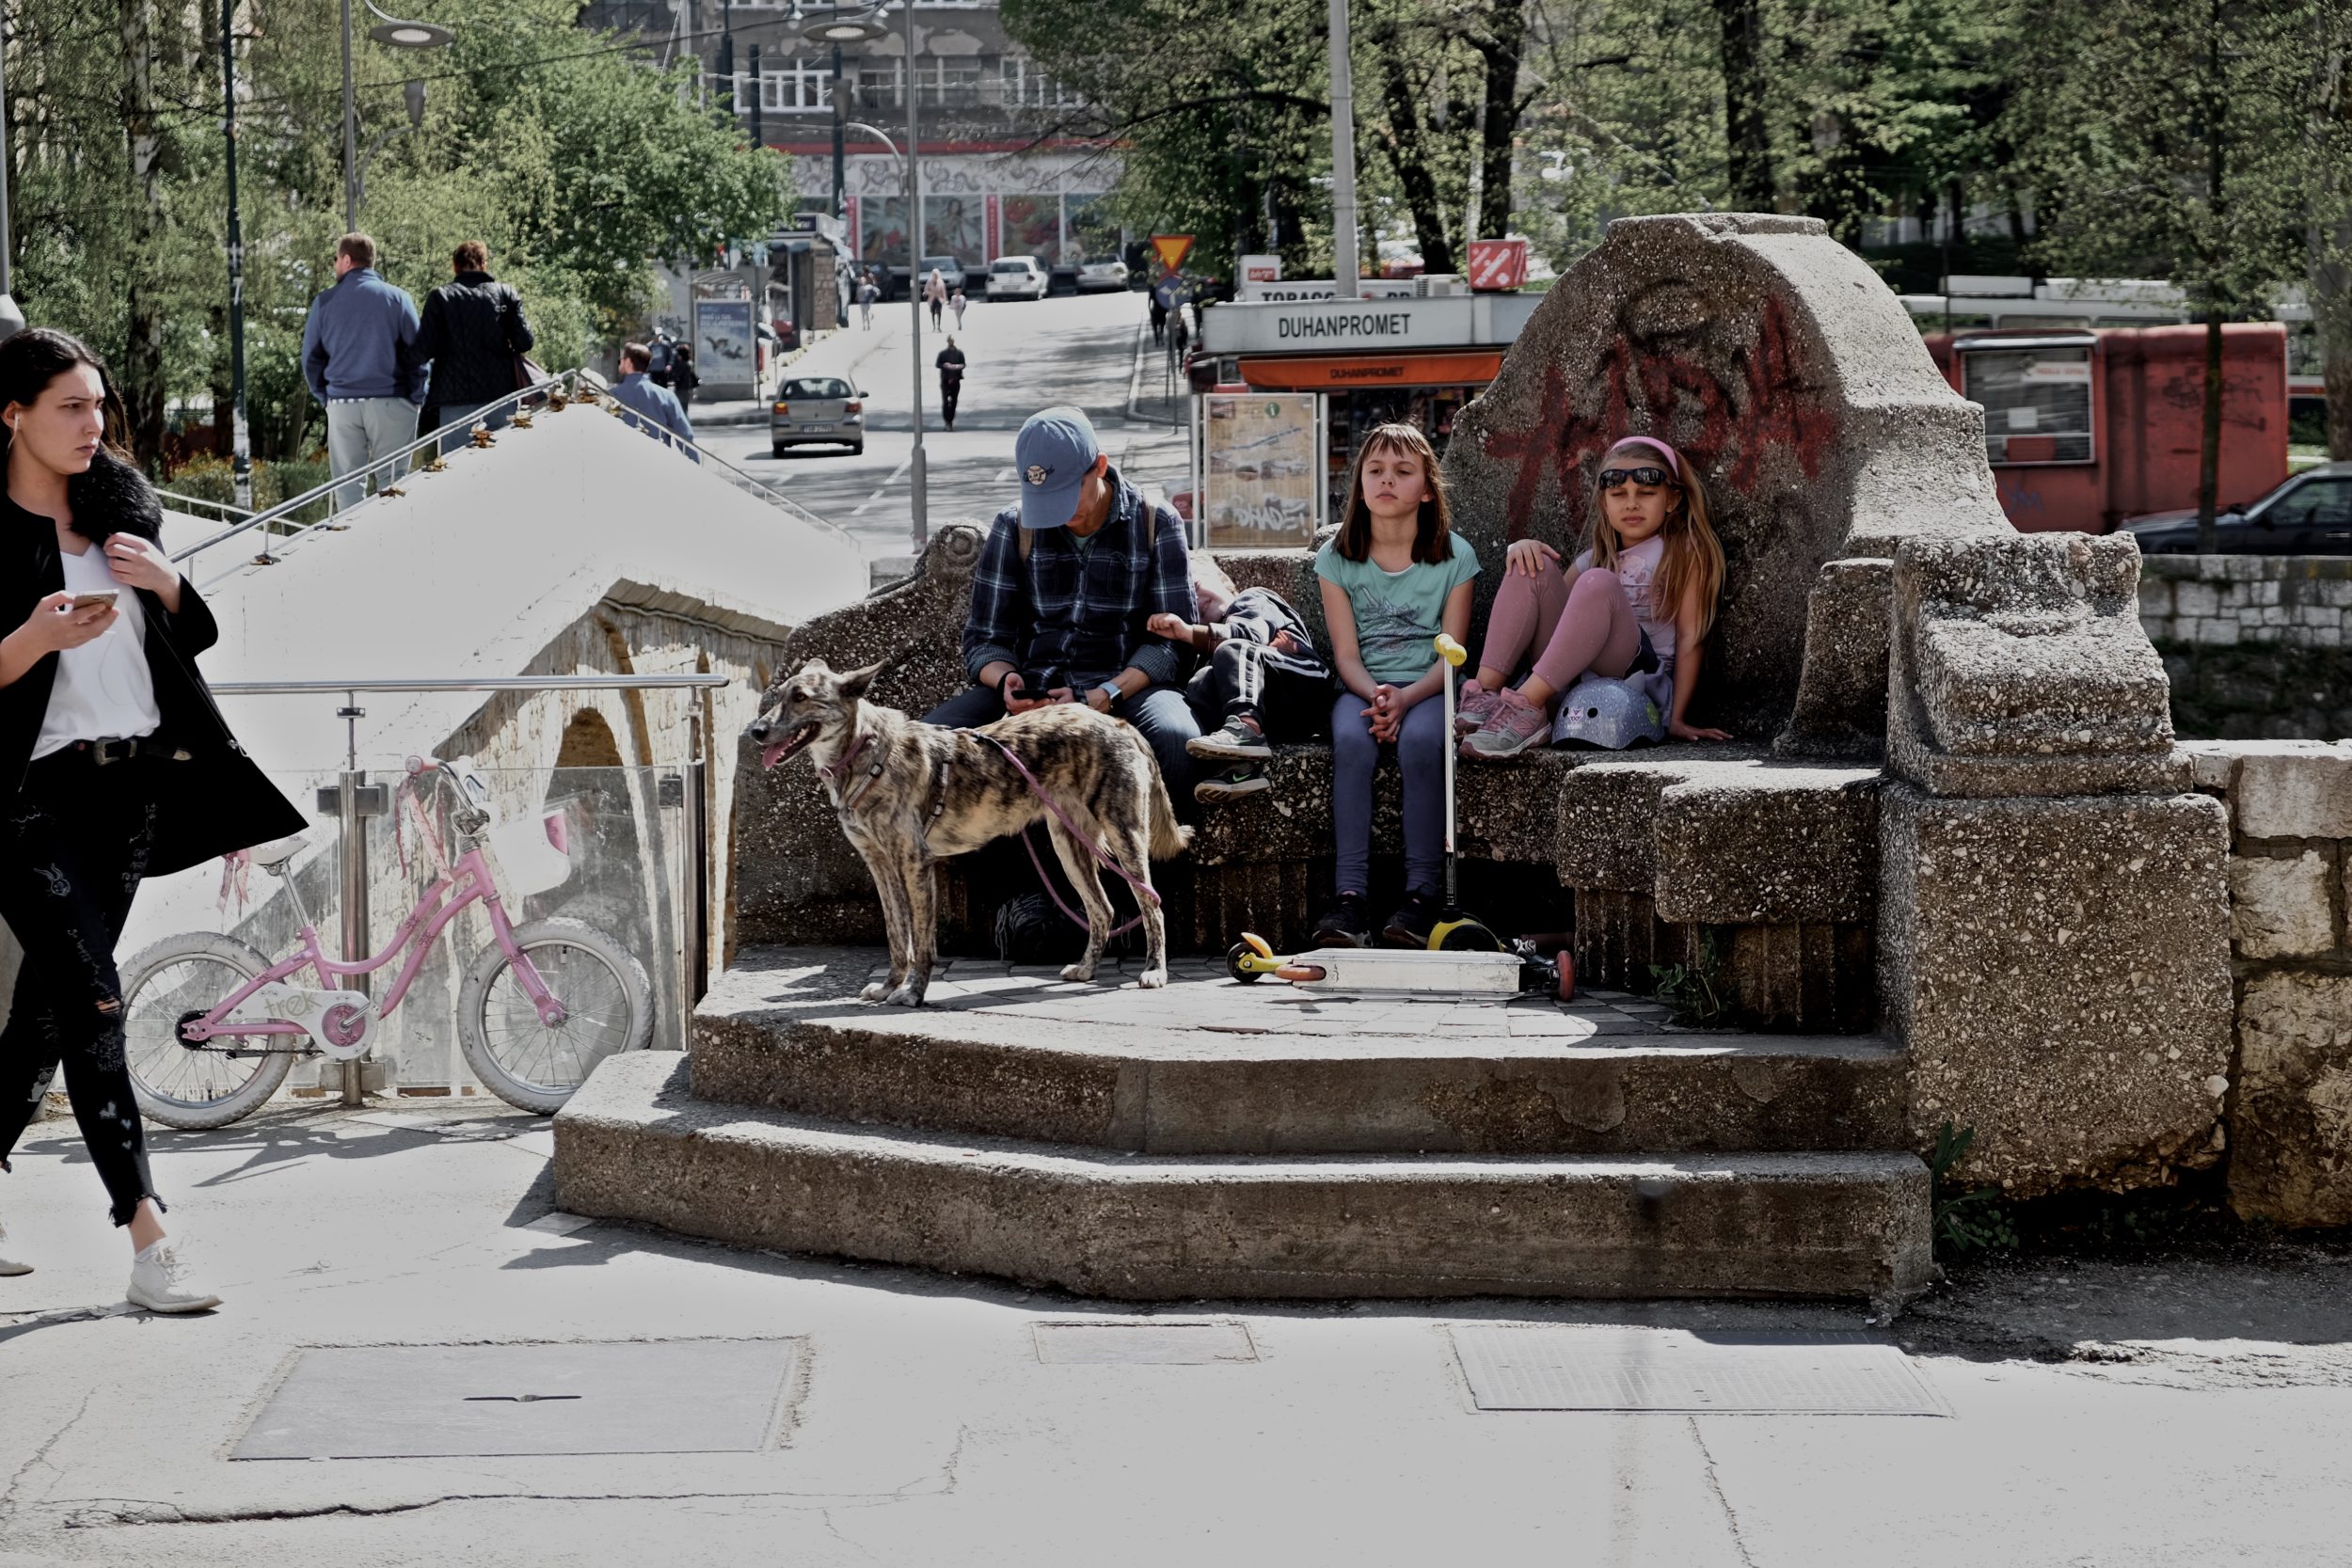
[1447,1326,1946,1416]
[1032,1322,1258,1364]
[234,1338,801,1459]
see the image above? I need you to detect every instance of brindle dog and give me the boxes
[749,659,1191,1005]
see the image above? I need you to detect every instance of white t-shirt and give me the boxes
[33,543,162,759]
[1574,533,1677,666]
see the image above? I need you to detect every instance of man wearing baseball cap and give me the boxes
[923,405,1203,807]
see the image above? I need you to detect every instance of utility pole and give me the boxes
[0,13,23,343]
[749,42,763,148]
[220,0,252,509]
[904,0,927,547]
[831,40,847,220]
[1327,0,1359,298]
[718,0,736,115]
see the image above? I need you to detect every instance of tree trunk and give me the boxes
[117,0,168,469]
[1711,0,1774,211]
[2311,43,2352,459]
[1375,45,1455,275]
[1471,0,1527,240]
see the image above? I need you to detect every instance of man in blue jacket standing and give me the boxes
[608,342,700,463]
[301,233,423,512]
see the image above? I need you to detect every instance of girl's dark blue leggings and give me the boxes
[1329,689,1446,899]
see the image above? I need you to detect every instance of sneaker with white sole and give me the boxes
[1462,689,1553,759]
[1186,715,1272,762]
[0,1220,30,1277]
[127,1240,220,1313]
[1454,681,1504,736]
[1194,761,1270,803]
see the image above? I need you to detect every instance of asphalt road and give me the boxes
[699,291,1194,562]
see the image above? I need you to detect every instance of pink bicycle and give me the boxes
[120,754,654,1127]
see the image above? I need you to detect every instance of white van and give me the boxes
[985,256,1049,301]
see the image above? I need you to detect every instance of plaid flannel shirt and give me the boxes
[962,467,1195,690]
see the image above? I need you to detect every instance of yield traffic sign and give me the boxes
[1151,234,1196,275]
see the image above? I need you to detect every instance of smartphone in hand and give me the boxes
[68,592,118,612]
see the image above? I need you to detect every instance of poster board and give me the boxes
[1202,392,1322,550]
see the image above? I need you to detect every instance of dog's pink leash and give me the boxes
[974,733,1162,940]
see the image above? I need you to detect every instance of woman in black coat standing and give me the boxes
[0,329,304,1313]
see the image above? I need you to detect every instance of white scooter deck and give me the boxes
[1275,947,1527,997]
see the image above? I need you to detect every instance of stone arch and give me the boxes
[1442,213,2011,752]
[555,707,626,771]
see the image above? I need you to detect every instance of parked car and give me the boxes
[771,375,865,457]
[914,255,965,298]
[985,256,1050,301]
[2121,462,2352,554]
[1075,258,1131,293]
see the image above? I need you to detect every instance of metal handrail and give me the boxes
[169,365,861,582]
[156,487,256,521]
[212,674,731,695]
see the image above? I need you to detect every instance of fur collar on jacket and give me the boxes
[59,448,164,546]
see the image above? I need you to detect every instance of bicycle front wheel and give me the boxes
[457,918,654,1115]
[120,933,299,1130]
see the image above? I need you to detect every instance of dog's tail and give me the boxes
[1138,732,1192,859]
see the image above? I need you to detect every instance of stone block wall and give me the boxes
[2184,741,2352,1226]
[2137,556,2352,649]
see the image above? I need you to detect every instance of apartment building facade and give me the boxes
[581,0,1124,278]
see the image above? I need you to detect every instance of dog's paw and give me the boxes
[884,982,927,1006]
[1135,967,1168,990]
[861,981,893,1003]
[1060,961,1097,983]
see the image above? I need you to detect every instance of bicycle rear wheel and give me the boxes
[120,934,299,1130]
[457,918,653,1115]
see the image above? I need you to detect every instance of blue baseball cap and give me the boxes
[1014,406,1101,531]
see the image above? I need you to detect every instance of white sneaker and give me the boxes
[0,1220,30,1276]
[127,1240,221,1313]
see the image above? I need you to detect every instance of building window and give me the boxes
[1962,343,2095,466]
[995,54,1079,108]
[759,57,833,114]
[857,62,901,108]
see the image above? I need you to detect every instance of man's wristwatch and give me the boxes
[1095,681,1122,706]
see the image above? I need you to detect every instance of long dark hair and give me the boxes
[1334,421,1454,565]
[0,327,159,544]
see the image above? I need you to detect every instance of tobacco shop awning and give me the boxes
[1236,349,1506,390]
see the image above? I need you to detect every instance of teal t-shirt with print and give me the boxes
[1314,532,1481,686]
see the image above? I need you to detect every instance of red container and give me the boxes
[1923,324,2289,533]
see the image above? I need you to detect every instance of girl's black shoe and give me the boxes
[1310,891,1372,948]
[1381,890,1439,948]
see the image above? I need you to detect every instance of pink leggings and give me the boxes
[1477,566,1644,696]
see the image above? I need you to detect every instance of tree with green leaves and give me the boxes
[2005,0,2315,547]
[2306,0,2352,459]
[8,0,789,467]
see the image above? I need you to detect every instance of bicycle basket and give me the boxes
[486,809,574,896]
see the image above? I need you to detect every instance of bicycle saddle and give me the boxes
[247,832,309,870]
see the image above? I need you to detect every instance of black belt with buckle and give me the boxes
[63,736,192,767]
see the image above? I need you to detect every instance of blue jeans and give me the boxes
[1329,689,1446,899]
[925,680,1203,819]
[426,400,510,456]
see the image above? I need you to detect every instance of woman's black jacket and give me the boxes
[0,452,306,876]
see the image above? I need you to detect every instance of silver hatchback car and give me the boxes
[771,375,866,457]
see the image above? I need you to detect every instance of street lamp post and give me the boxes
[341,0,455,228]
[900,0,925,549]
[220,0,252,508]
[1327,0,1359,299]
[846,119,928,553]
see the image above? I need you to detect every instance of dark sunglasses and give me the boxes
[1597,466,1677,490]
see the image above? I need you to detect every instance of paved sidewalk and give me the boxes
[2,1087,2350,1564]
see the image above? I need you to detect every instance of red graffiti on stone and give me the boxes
[1483,296,1838,540]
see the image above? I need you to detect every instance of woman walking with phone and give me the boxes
[0,329,304,1312]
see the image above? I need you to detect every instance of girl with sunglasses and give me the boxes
[1457,436,1732,756]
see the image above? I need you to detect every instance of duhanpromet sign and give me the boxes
[1202,295,1481,355]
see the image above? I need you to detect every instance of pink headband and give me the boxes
[1603,436,1682,479]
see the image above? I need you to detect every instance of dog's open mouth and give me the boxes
[760,721,820,769]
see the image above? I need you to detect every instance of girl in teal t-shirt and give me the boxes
[1312,422,1480,948]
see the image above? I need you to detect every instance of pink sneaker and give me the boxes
[1463,689,1552,758]
[1454,681,1503,736]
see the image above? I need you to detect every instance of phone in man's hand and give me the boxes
[69,592,119,612]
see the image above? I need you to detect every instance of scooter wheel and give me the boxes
[1437,921,1504,952]
[1555,951,1576,1002]
[1227,942,1263,984]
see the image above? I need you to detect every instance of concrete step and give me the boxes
[556,1052,1933,1307]
[691,948,1908,1156]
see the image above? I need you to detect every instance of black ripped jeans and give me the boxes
[0,748,163,1226]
